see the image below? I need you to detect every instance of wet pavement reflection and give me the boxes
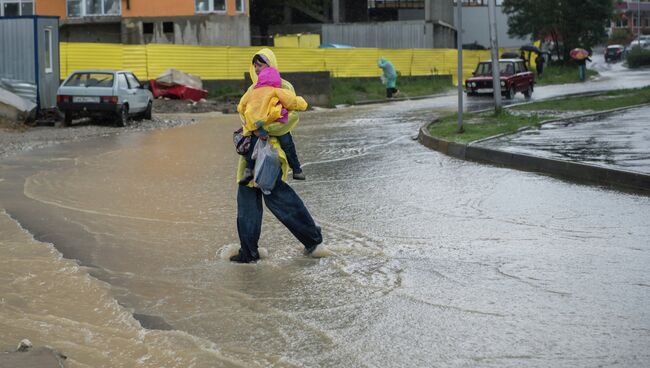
[477,107,650,174]
[1,62,650,367]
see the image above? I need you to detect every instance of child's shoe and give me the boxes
[238,168,254,185]
[292,169,306,180]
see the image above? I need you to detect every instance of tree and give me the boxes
[502,0,614,62]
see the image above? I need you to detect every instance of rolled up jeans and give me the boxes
[236,174,322,261]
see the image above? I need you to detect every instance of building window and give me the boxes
[143,22,154,35]
[44,28,53,73]
[1,0,33,16]
[195,0,226,13]
[235,0,245,13]
[163,21,174,34]
[66,0,120,17]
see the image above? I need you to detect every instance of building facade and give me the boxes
[266,0,456,49]
[1,0,250,46]
[611,0,650,36]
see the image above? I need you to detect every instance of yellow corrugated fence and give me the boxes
[60,42,496,85]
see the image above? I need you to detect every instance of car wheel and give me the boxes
[144,101,153,120]
[62,111,72,127]
[506,87,515,100]
[523,85,533,99]
[116,104,129,127]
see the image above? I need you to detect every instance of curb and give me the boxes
[418,104,650,194]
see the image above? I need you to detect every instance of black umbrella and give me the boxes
[520,45,542,54]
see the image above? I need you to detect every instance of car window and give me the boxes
[475,63,492,76]
[117,73,129,90]
[502,62,515,75]
[515,62,524,73]
[126,73,141,89]
[64,73,114,87]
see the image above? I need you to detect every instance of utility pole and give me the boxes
[456,0,464,133]
[487,0,502,111]
[638,0,641,40]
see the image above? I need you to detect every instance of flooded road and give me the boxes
[2,67,650,367]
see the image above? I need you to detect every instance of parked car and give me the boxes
[57,70,153,127]
[464,59,535,99]
[605,44,627,63]
[630,35,650,49]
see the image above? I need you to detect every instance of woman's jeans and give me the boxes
[236,175,322,261]
[578,64,586,81]
[245,133,302,172]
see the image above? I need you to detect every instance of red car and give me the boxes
[465,59,535,99]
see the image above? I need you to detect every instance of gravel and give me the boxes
[0,116,196,160]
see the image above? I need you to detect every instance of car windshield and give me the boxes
[607,48,621,54]
[475,62,515,76]
[64,73,114,87]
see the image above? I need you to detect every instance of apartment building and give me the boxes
[612,0,650,34]
[0,0,250,46]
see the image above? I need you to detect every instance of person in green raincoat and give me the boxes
[378,57,398,98]
[230,48,324,263]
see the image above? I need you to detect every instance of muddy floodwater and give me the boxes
[2,93,650,365]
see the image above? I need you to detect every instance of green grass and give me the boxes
[428,110,552,144]
[536,64,598,86]
[330,77,454,106]
[207,84,243,99]
[428,86,650,144]
[512,86,650,112]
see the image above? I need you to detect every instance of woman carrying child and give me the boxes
[230,48,324,264]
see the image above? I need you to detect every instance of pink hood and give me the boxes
[255,67,282,88]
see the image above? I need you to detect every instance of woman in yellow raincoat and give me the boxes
[231,48,323,263]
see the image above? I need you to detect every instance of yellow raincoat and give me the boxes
[236,48,302,185]
[237,69,307,134]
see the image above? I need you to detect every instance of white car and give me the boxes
[630,35,650,49]
[57,70,153,127]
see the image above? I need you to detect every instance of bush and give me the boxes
[608,28,633,45]
[627,46,650,68]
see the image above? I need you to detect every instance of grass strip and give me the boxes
[428,110,553,144]
[330,77,453,106]
[512,86,650,112]
[536,64,598,86]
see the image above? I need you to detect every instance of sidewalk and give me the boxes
[418,105,650,193]
[475,106,650,175]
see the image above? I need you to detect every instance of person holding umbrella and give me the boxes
[570,48,591,81]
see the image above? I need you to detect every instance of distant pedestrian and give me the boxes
[378,57,398,98]
[577,56,592,82]
[535,53,545,78]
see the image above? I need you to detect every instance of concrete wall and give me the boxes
[243,71,331,107]
[60,22,122,43]
[322,20,455,48]
[122,14,250,46]
[454,6,529,48]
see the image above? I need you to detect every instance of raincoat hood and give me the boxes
[249,48,278,85]
[255,67,282,89]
